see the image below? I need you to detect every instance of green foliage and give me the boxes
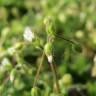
[0,0,96,96]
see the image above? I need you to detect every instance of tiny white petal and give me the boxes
[23,27,35,42]
[47,55,53,63]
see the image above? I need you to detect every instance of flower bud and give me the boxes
[62,73,72,86]
[44,16,54,35]
[75,30,84,39]
[47,55,53,63]
[43,16,52,26]
[44,42,52,56]
[14,78,25,90]
[31,87,41,96]
[1,27,10,38]
[44,42,53,63]
[58,13,66,23]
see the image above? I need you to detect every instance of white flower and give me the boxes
[47,55,53,63]
[23,27,35,42]
[1,58,10,66]
[7,47,15,55]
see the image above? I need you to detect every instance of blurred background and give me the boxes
[0,0,96,96]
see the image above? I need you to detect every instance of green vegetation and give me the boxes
[0,0,96,96]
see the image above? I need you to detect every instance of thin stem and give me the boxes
[55,34,79,45]
[49,62,60,93]
[33,51,45,87]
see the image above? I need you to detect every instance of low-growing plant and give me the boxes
[0,0,96,96]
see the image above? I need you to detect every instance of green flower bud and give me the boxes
[62,74,72,86]
[47,24,54,35]
[14,78,25,90]
[44,42,52,56]
[44,16,54,35]
[31,87,41,96]
[43,16,52,26]
[75,30,84,39]
[44,42,53,63]
[1,27,10,38]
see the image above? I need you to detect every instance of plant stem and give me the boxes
[49,62,60,93]
[33,51,45,87]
